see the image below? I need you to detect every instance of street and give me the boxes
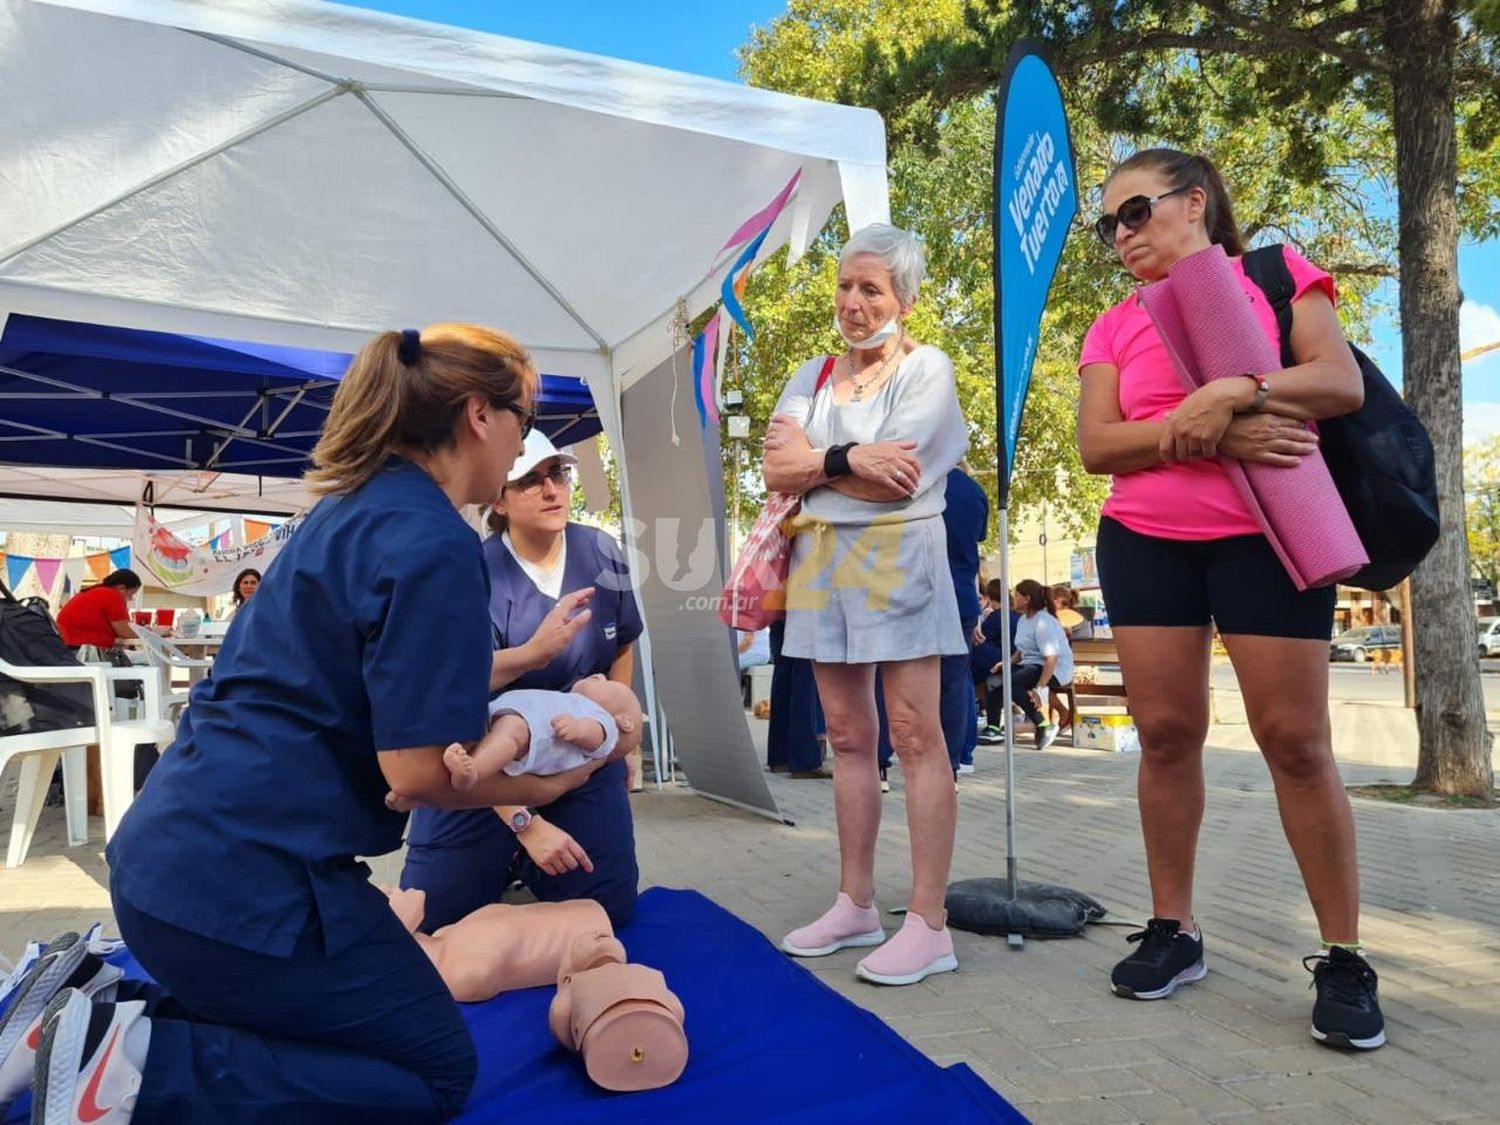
[1210,656,1500,710]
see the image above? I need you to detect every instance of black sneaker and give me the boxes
[1305,947,1386,1050]
[1111,918,1207,999]
[976,725,1004,745]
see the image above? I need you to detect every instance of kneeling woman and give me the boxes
[401,430,644,933]
[24,326,602,1123]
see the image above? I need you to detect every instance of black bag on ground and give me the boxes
[1243,245,1440,591]
[0,580,95,733]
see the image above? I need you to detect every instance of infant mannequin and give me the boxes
[386,676,643,812]
[384,885,613,1003]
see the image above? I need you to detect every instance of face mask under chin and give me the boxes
[835,315,901,350]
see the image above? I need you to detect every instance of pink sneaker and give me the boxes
[856,911,958,985]
[780,893,886,957]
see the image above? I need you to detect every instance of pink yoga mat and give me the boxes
[1138,244,1367,590]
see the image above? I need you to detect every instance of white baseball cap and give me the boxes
[506,428,578,484]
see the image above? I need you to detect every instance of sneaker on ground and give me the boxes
[976,725,1004,745]
[1305,947,1386,1050]
[956,763,976,776]
[30,990,149,1124]
[1035,723,1058,750]
[1111,918,1206,1000]
[781,893,886,957]
[879,768,890,794]
[0,935,123,1106]
[855,912,958,986]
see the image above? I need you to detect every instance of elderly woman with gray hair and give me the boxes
[762,223,968,986]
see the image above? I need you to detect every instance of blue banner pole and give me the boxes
[946,39,1099,945]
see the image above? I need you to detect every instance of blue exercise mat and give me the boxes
[5,888,1023,1123]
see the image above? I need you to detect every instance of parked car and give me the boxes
[1329,625,1402,663]
[1478,617,1500,657]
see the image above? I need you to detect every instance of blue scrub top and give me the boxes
[943,469,988,622]
[108,458,493,957]
[407,522,643,849]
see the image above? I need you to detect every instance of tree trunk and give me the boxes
[1388,0,1494,798]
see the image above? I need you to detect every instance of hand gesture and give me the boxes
[514,815,595,877]
[1218,412,1320,468]
[1159,380,1241,463]
[527,588,594,665]
[848,441,922,497]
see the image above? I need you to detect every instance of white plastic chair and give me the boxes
[0,660,174,865]
[129,624,213,714]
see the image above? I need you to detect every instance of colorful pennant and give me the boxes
[691,312,723,428]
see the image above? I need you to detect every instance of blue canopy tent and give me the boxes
[0,313,601,482]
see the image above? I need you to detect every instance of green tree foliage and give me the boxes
[1465,436,1500,588]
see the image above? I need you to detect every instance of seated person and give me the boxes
[392,676,642,809]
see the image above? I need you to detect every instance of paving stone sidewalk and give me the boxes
[2,700,1496,1123]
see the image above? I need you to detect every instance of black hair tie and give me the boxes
[397,328,421,366]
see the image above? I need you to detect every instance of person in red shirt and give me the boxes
[57,568,142,650]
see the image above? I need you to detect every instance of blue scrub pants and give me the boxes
[400,759,639,932]
[111,888,475,1123]
[766,619,825,773]
[874,619,976,774]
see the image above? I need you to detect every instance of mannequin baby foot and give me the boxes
[444,742,479,792]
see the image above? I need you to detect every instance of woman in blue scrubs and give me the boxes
[24,325,606,1124]
[401,430,643,932]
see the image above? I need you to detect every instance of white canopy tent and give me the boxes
[0,0,888,387]
[1,0,891,812]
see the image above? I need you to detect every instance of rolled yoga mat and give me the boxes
[1138,243,1367,590]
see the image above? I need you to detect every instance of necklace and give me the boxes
[846,329,906,402]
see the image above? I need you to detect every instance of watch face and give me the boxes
[510,811,531,832]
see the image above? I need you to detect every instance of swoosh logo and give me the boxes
[77,1025,121,1123]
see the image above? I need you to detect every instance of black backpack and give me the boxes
[0,580,95,733]
[1242,245,1439,591]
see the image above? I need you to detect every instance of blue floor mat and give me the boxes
[5,887,1025,1123]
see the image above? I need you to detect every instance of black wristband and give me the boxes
[824,442,857,478]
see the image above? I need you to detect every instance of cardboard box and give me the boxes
[1074,708,1138,753]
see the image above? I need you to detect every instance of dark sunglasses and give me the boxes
[510,463,573,495]
[500,401,535,439]
[1094,185,1190,247]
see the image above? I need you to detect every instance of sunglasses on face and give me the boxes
[500,401,536,440]
[1094,185,1191,248]
[510,463,573,496]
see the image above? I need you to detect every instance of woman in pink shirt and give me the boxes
[1078,148,1383,1051]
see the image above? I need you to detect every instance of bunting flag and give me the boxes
[716,168,803,261]
[691,312,723,428]
[86,552,112,580]
[134,506,302,596]
[717,169,802,340]
[62,558,88,590]
[109,546,131,570]
[244,518,272,542]
[34,557,61,593]
[6,554,30,590]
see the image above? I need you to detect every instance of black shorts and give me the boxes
[1096,516,1335,640]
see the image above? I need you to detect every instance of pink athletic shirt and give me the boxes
[1078,246,1336,541]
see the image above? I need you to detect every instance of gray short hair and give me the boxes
[838,223,927,305]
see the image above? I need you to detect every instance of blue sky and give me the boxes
[349,2,1500,439]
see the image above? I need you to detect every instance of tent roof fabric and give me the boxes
[0,313,601,478]
[0,0,889,389]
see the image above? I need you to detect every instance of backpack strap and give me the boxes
[1241,245,1297,369]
